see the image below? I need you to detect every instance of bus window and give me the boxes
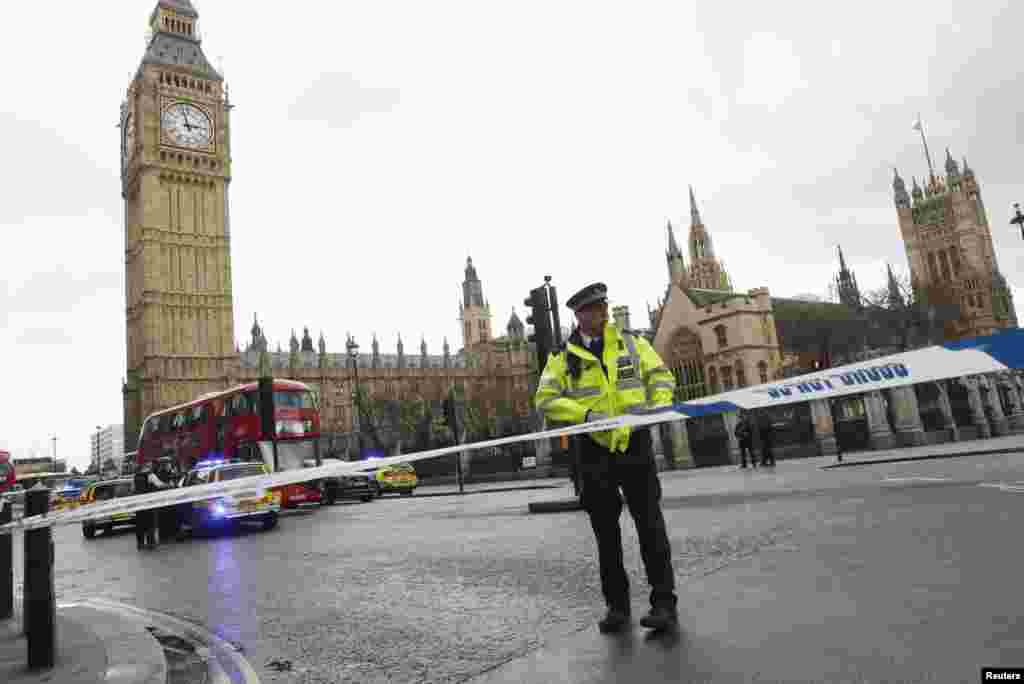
[244,392,257,413]
[158,414,172,433]
[191,405,204,425]
[274,391,316,409]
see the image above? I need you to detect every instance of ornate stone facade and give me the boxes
[893,153,1018,339]
[120,3,532,452]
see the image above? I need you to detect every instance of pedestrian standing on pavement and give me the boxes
[735,411,756,468]
[535,282,680,634]
[759,417,776,466]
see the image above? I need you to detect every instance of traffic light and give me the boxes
[525,286,554,372]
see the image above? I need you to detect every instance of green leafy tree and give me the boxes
[463,398,497,442]
[352,385,384,451]
[396,396,428,454]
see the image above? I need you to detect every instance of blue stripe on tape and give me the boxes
[672,400,741,417]
[942,328,1024,370]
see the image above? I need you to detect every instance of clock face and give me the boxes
[161,102,212,148]
[123,111,136,163]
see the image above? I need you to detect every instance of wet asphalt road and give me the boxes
[11,452,1024,683]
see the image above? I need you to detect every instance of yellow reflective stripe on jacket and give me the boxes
[567,386,602,399]
[643,365,669,381]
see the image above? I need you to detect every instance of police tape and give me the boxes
[0,415,631,535]
[2,327,1020,535]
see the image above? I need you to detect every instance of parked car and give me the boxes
[52,479,94,512]
[315,457,377,504]
[176,460,280,536]
[372,462,417,497]
[79,479,136,539]
[1,484,25,509]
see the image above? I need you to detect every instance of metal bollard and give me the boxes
[24,487,55,669]
[0,501,12,619]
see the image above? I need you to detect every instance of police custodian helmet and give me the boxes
[566,282,608,312]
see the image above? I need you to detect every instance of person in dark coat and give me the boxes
[759,418,776,466]
[735,411,756,468]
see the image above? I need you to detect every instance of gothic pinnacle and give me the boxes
[688,185,702,225]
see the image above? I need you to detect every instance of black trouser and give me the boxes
[579,429,677,612]
[761,444,775,466]
[739,440,755,467]
[158,506,178,541]
[135,509,155,549]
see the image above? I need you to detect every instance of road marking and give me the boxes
[882,477,950,483]
[80,598,261,684]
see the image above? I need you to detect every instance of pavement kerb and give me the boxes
[0,607,108,684]
[821,446,1024,469]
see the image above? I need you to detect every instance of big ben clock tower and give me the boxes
[122,0,237,450]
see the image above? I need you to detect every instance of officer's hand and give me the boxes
[585,410,609,423]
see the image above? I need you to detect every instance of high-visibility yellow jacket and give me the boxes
[534,323,676,453]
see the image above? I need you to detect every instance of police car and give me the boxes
[177,460,280,535]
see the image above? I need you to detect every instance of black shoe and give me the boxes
[639,605,678,631]
[598,608,630,634]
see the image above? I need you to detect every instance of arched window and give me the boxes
[720,366,733,391]
[948,246,960,275]
[714,324,728,349]
[735,360,746,388]
[758,360,769,384]
[938,251,952,281]
[927,252,939,281]
[708,366,719,394]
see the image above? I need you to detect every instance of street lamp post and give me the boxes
[346,336,360,459]
[1011,203,1024,240]
[94,426,102,475]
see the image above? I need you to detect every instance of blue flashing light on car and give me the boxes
[194,458,228,469]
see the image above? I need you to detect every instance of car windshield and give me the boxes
[259,440,316,472]
[218,465,266,481]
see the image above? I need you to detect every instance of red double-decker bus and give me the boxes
[0,450,14,494]
[136,379,323,507]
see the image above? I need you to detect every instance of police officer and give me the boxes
[133,464,168,550]
[154,458,179,543]
[133,466,153,550]
[535,282,679,633]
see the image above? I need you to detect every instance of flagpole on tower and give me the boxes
[912,114,936,186]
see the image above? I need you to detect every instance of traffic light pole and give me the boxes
[525,276,583,514]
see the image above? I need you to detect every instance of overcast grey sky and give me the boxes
[2,0,1022,471]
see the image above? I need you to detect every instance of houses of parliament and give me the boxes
[120,1,1018,453]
